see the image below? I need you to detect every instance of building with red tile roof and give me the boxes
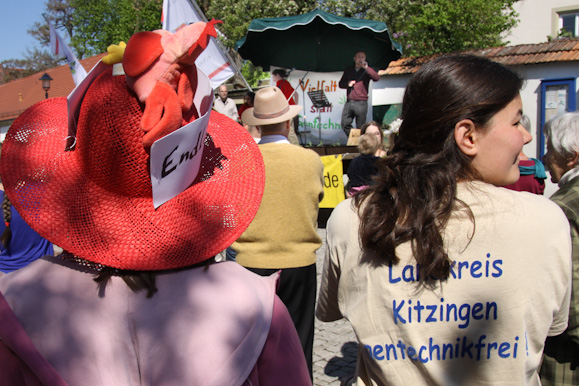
[373,38,579,197]
[380,38,579,75]
[0,54,105,140]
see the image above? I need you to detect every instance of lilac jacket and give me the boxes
[0,258,311,386]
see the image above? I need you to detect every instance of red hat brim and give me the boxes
[1,71,264,271]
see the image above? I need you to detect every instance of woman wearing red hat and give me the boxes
[0,22,310,386]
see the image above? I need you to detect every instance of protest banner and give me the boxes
[273,68,373,145]
[319,155,346,208]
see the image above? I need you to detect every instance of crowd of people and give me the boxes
[0,22,577,386]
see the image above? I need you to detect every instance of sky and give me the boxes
[0,0,50,62]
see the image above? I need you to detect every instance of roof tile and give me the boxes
[0,54,105,122]
[381,38,579,75]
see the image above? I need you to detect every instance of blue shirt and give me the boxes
[0,191,53,273]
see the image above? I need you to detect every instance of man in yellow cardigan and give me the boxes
[236,87,324,378]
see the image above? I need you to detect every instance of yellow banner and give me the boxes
[320,155,345,208]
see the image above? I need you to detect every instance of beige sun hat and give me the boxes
[241,86,302,126]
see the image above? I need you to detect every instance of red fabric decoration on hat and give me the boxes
[123,20,221,150]
[123,32,163,78]
[178,72,194,113]
[140,81,183,149]
[186,21,220,62]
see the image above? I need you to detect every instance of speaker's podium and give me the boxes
[346,129,361,146]
[307,90,332,142]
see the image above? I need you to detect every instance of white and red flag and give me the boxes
[162,0,236,88]
[49,22,88,86]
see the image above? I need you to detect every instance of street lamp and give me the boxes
[39,73,53,99]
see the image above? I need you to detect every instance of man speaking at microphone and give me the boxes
[338,50,380,138]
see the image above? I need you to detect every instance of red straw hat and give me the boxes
[0,68,264,271]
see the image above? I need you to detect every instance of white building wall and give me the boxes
[372,75,409,105]
[507,0,579,45]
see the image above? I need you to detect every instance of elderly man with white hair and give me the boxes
[541,111,579,385]
[213,84,239,122]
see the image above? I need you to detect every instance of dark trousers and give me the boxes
[246,264,316,380]
[341,100,368,137]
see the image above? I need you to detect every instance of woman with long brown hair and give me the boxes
[317,55,572,385]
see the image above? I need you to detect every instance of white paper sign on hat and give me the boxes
[149,66,214,209]
[67,60,109,146]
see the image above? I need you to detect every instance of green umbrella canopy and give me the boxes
[235,9,402,72]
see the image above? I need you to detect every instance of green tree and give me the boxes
[239,60,270,88]
[207,0,318,48]
[26,0,163,59]
[1,58,37,84]
[28,0,76,48]
[0,0,73,84]
[1,49,61,84]
[2,0,163,84]
[323,0,518,57]
[207,0,318,87]
[208,0,517,59]
[70,0,163,58]
[403,0,518,56]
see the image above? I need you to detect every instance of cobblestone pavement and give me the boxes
[313,228,358,386]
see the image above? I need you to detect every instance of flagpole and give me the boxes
[185,0,252,91]
[44,13,88,86]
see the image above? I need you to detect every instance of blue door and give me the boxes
[539,78,577,158]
